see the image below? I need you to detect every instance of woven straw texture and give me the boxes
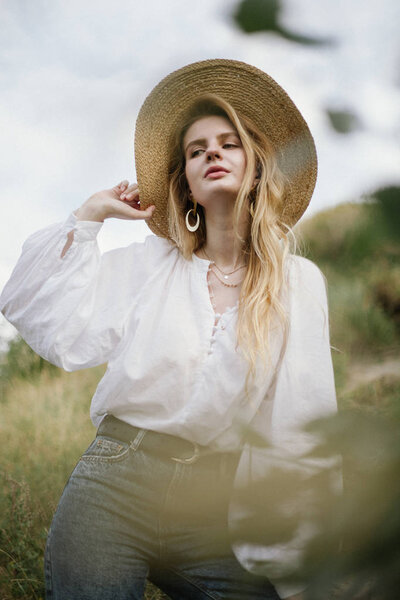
[134,58,318,239]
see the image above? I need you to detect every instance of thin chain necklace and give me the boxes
[201,247,247,280]
[209,269,243,288]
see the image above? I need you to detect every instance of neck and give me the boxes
[200,202,250,269]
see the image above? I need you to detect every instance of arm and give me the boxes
[0,181,157,370]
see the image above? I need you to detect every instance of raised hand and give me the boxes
[74,180,156,222]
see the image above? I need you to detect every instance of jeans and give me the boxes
[44,427,280,599]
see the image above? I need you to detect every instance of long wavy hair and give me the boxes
[167,94,294,391]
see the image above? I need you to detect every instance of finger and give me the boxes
[123,199,141,211]
[117,180,129,191]
[120,183,138,200]
[120,195,140,208]
[115,204,155,221]
[124,190,139,201]
[138,205,156,219]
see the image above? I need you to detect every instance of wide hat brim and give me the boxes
[134,58,317,239]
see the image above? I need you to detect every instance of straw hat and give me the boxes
[134,58,317,239]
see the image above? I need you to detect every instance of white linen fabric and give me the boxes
[0,212,339,598]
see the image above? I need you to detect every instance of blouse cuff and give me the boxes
[64,211,104,242]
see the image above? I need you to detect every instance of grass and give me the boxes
[0,365,169,599]
[0,368,97,599]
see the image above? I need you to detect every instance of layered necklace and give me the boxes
[201,247,247,288]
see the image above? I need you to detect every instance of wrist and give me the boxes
[74,203,105,223]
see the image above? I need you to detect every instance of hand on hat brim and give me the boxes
[117,181,156,220]
[75,181,156,222]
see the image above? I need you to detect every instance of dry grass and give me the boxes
[0,366,170,599]
[1,368,100,505]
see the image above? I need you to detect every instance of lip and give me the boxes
[204,166,229,178]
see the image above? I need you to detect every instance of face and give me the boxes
[183,115,247,210]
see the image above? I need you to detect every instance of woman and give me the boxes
[0,59,338,599]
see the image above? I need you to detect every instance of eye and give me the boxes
[190,149,204,158]
[223,143,237,149]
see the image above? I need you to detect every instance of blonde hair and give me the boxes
[167,94,293,391]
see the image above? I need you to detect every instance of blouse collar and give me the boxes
[189,251,212,273]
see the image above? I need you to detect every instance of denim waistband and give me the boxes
[97,414,242,465]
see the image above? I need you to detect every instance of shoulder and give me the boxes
[96,234,180,292]
[103,233,177,265]
[285,255,329,316]
[139,234,179,267]
[286,254,326,290]
[142,233,177,254]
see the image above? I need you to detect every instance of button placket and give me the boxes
[191,256,237,359]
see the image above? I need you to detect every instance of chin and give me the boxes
[206,182,240,194]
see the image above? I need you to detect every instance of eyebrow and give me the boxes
[184,131,240,154]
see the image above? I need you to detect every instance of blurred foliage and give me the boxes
[299,188,400,268]
[229,189,400,598]
[326,109,362,134]
[372,186,400,242]
[297,187,400,359]
[233,0,333,46]
[232,409,400,599]
[342,375,400,423]
[233,0,367,135]
[0,335,60,401]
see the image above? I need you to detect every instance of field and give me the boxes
[1,192,399,599]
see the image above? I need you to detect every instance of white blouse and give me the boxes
[0,211,339,598]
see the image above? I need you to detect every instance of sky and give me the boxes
[0,0,399,341]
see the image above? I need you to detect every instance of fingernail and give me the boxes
[120,193,126,199]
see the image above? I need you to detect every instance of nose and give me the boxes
[206,148,221,161]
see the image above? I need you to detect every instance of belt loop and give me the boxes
[130,428,147,452]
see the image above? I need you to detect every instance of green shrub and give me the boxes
[372,186,400,242]
[298,197,400,360]
[298,194,399,271]
[0,337,60,401]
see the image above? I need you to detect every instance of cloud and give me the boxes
[0,0,399,299]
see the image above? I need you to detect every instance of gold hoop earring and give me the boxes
[186,196,200,232]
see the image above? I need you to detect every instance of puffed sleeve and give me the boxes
[229,256,342,599]
[0,212,168,371]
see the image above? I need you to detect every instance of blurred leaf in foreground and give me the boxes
[230,410,400,599]
[370,185,400,242]
[233,0,334,46]
[326,109,362,134]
